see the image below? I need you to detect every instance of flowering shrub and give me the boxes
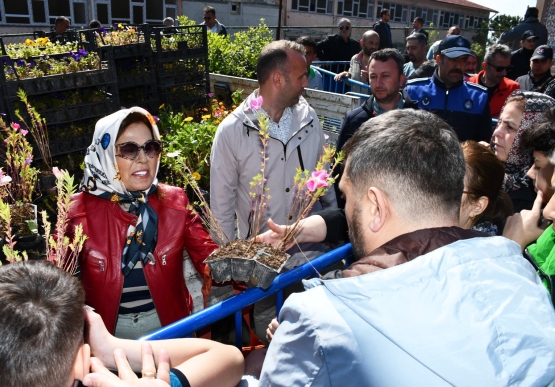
[159,90,242,188]
[3,50,101,80]
[0,120,39,204]
[207,19,273,79]
[5,38,79,59]
[95,23,145,46]
[154,16,203,52]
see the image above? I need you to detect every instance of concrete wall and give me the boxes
[181,0,279,27]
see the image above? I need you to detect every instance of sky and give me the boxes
[478,0,538,18]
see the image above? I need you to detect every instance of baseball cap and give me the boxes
[438,35,471,58]
[521,30,538,41]
[531,45,554,61]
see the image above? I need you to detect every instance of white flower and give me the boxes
[166,151,181,158]
[0,175,12,186]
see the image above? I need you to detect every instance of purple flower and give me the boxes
[24,157,32,166]
[16,59,25,67]
[72,53,81,61]
[98,27,108,34]
[78,49,88,56]
[250,96,263,111]
[29,61,36,67]
[152,115,159,122]
[207,93,215,98]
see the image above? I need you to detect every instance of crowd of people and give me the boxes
[3,6,555,387]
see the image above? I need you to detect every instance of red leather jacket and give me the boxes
[68,185,217,333]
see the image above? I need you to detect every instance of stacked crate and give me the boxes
[151,25,210,115]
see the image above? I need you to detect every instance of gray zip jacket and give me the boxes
[210,90,337,269]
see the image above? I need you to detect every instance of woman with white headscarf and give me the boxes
[68,107,217,339]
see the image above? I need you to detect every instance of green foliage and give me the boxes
[491,14,521,45]
[427,23,440,45]
[207,19,273,79]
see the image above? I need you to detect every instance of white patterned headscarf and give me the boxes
[81,107,161,276]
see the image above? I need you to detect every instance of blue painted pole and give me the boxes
[139,243,353,341]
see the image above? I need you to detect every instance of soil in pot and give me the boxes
[209,241,287,265]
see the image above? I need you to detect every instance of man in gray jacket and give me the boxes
[210,40,337,342]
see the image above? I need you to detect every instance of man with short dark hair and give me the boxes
[258,109,555,386]
[316,18,360,73]
[334,30,380,83]
[201,6,227,36]
[411,17,428,40]
[49,15,71,43]
[467,44,520,118]
[296,36,323,89]
[464,50,478,77]
[508,30,538,80]
[337,48,417,151]
[403,33,428,77]
[211,40,337,342]
[373,9,392,50]
[500,7,548,50]
[516,45,555,99]
[406,35,492,141]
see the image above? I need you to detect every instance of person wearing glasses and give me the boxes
[201,6,227,37]
[67,107,218,339]
[516,45,555,99]
[405,35,492,142]
[467,44,520,119]
[316,18,360,73]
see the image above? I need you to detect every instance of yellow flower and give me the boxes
[118,23,124,30]
[184,117,194,122]
[24,39,35,46]
[192,172,201,181]
[159,103,165,109]
[202,114,211,120]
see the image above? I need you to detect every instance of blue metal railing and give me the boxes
[312,61,371,96]
[140,243,354,348]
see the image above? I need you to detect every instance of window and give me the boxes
[97,3,109,24]
[338,0,374,19]
[377,2,408,23]
[439,11,465,28]
[5,1,30,23]
[73,2,86,24]
[410,7,438,27]
[465,15,485,29]
[32,1,46,23]
[291,0,333,15]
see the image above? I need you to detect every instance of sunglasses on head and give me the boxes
[486,63,514,73]
[339,25,350,30]
[115,140,162,160]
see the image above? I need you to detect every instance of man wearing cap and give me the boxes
[500,7,547,51]
[405,35,492,142]
[516,45,555,99]
[508,30,538,80]
[466,44,520,119]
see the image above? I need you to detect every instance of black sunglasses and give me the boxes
[486,62,514,73]
[339,25,350,30]
[115,140,162,160]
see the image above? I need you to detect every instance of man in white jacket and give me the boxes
[210,40,337,343]
[259,109,555,386]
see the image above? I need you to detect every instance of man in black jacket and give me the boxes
[335,49,418,207]
[508,30,537,80]
[516,44,555,98]
[373,9,393,50]
[337,48,417,151]
[316,18,360,73]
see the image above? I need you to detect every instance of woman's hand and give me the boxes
[85,308,119,369]
[503,191,550,251]
[82,343,171,387]
[266,318,280,343]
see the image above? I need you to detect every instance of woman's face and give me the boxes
[491,101,523,162]
[527,150,555,203]
[115,121,158,192]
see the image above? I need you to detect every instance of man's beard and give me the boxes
[363,47,376,56]
[348,204,369,261]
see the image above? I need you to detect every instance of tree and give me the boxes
[490,14,521,45]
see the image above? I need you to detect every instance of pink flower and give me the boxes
[52,167,63,179]
[306,170,329,192]
[152,115,159,122]
[11,122,20,130]
[20,129,28,136]
[250,96,263,111]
